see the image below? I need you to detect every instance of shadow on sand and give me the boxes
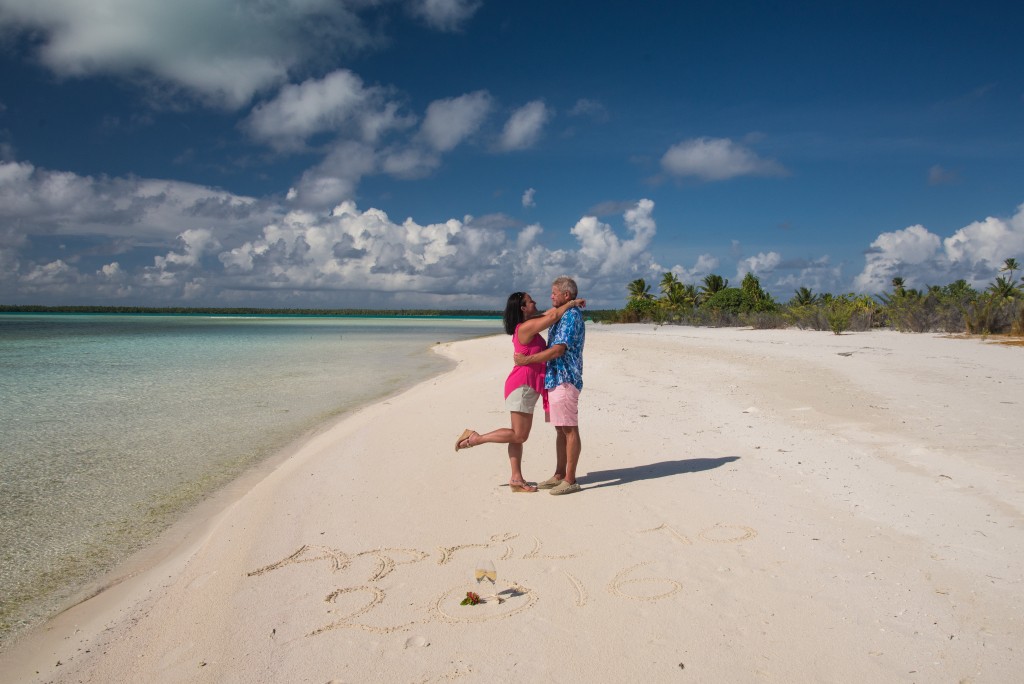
[578,456,740,490]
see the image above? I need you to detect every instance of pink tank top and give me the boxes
[504,323,549,413]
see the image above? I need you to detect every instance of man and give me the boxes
[514,276,585,495]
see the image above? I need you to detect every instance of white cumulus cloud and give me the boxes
[287,141,379,210]
[0,160,280,242]
[943,208,1024,267]
[736,251,783,279]
[854,224,943,293]
[152,228,220,269]
[854,204,1024,293]
[498,101,550,151]
[5,180,667,306]
[419,91,492,152]
[0,1,483,109]
[0,0,387,108]
[693,254,720,274]
[244,70,410,151]
[570,199,658,278]
[522,188,536,208]
[380,146,441,179]
[661,137,786,181]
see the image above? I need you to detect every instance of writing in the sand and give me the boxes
[246,524,757,636]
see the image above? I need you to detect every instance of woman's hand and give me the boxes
[513,352,529,366]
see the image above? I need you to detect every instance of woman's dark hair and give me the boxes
[502,292,527,335]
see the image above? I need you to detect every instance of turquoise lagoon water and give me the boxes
[0,314,499,643]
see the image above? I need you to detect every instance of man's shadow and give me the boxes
[578,456,739,490]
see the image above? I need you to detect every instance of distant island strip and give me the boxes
[0,304,617,320]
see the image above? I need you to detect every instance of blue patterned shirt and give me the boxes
[544,307,585,391]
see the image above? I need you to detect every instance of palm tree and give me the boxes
[627,278,653,302]
[941,279,976,302]
[699,274,728,301]
[678,283,699,308]
[891,276,906,296]
[659,271,680,297]
[791,286,818,306]
[988,276,1020,300]
[1001,258,1020,283]
[663,281,697,309]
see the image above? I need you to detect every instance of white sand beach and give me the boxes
[2,324,1022,683]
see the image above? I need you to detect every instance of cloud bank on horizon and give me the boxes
[0,0,1022,308]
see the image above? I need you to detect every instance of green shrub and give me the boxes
[700,287,748,314]
[961,294,1019,335]
[785,304,828,331]
[826,297,856,335]
[622,297,657,322]
[740,273,778,313]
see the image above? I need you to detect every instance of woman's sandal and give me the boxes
[509,480,537,493]
[455,429,476,452]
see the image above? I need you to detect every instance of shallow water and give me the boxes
[0,314,499,643]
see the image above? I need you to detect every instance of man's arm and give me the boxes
[516,298,585,344]
[514,343,565,366]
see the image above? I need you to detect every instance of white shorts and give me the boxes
[505,385,541,413]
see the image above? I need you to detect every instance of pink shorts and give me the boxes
[548,383,580,426]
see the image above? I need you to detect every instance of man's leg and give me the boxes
[554,427,567,479]
[561,426,581,484]
[548,384,581,494]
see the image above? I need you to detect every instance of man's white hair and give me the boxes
[552,276,578,298]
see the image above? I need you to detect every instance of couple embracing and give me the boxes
[455,276,585,496]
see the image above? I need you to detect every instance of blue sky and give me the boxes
[1,0,1022,308]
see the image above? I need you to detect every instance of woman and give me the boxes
[455,291,584,492]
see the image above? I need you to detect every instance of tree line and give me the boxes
[616,257,1024,335]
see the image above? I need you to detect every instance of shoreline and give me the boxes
[0,337,473,676]
[0,316,502,651]
[0,331,473,655]
[2,325,1022,682]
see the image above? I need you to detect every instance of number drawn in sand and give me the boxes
[310,585,416,636]
[564,571,588,607]
[698,524,758,544]
[639,523,693,545]
[431,583,538,624]
[607,562,682,602]
[247,523,756,637]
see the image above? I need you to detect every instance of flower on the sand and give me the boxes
[461,591,481,606]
